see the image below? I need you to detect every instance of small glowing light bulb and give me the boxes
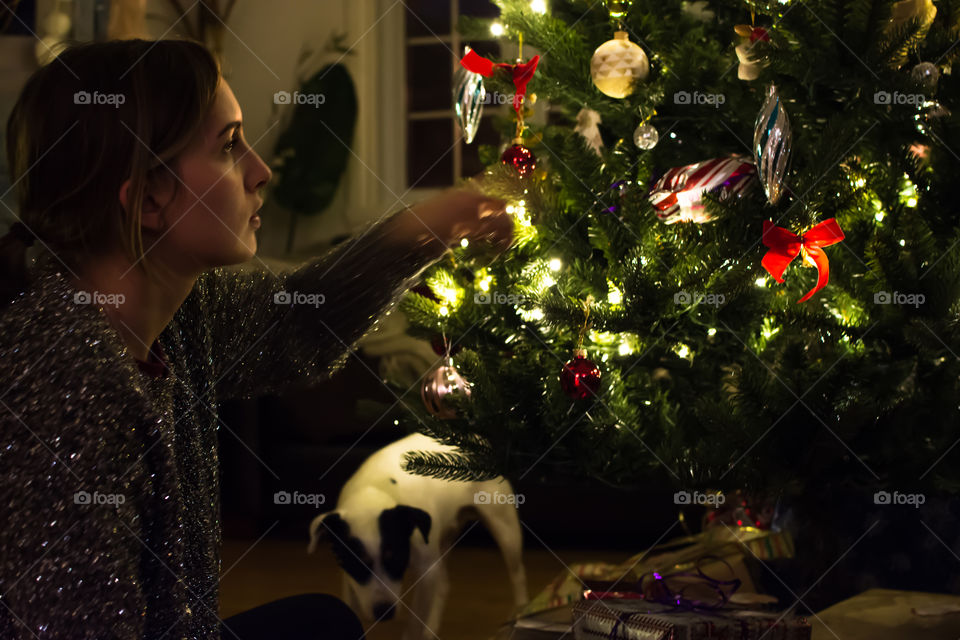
[707,328,717,337]
[549,258,562,271]
[490,22,505,36]
[440,287,458,305]
[530,0,547,13]
[755,277,767,287]
[460,238,469,248]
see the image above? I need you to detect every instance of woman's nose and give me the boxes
[247,150,272,192]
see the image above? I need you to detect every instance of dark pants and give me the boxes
[219,593,365,640]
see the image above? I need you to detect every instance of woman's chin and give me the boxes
[216,238,258,266]
[237,238,257,262]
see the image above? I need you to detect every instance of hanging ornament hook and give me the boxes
[604,0,632,30]
[575,295,595,350]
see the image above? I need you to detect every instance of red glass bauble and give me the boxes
[501,141,537,177]
[559,349,602,400]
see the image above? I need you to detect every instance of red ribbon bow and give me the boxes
[761,218,845,303]
[460,49,540,116]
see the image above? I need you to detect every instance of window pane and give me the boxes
[405,0,450,38]
[462,39,499,59]
[408,119,454,188]
[0,0,36,35]
[407,44,453,112]
[461,117,500,178]
[460,0,500,18]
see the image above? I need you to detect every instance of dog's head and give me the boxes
[307,504,431,622]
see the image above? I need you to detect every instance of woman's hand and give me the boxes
[388,187,514,258]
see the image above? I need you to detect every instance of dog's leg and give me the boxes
[403,553,447,640]
[475,497,528,611]
[423,558,450,635]
[341,573,361,619]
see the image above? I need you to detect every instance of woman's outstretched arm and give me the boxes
[192,189,511,401]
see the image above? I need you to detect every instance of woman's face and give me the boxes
[151,79,271,272]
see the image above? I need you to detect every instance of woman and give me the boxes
[0,39,512,639]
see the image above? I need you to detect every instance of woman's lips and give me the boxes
[250,199,264,227]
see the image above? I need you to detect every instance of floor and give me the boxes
[219,537,626,640]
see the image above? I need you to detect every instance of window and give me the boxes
[404,0,501,189]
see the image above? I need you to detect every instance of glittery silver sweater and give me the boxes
[0,218,439,639]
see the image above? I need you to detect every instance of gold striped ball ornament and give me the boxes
[590,31,649,99]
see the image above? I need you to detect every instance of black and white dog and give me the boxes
[307,433,528,640]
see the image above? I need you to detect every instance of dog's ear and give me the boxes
[389,505,432,544]
[307,511,344,555]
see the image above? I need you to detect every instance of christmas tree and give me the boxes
[398,0,960,509]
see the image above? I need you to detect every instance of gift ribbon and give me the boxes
[582,555,742,611]
[761,218,845,303]
[460,48,539,116]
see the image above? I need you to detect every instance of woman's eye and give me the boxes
[223,135,240,153]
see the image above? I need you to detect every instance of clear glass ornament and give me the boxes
[911,62,940,94]
[633,122,659,149]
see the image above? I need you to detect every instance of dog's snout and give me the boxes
[372,602,396,620]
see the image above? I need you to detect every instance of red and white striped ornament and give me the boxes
[648,155,756,224]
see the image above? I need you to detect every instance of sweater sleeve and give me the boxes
[195,211,443,401]
[0,375,149,639]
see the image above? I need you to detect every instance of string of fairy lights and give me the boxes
[416,0,939,417]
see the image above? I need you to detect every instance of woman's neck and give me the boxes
[74,253,197,361]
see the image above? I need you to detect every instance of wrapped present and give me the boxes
[703,489,777,530]
[521,526,794,616]
[581,553,745,608]
[810,589,960,640]
[572,599,811,640]
[493,604,577,640]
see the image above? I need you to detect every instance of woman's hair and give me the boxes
[1,38,221,306]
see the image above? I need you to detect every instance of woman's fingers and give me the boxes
[478,197,507,219]
[404,188,513,252]
[473,207,514,253]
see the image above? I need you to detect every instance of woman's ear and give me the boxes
[118,170,176,233]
